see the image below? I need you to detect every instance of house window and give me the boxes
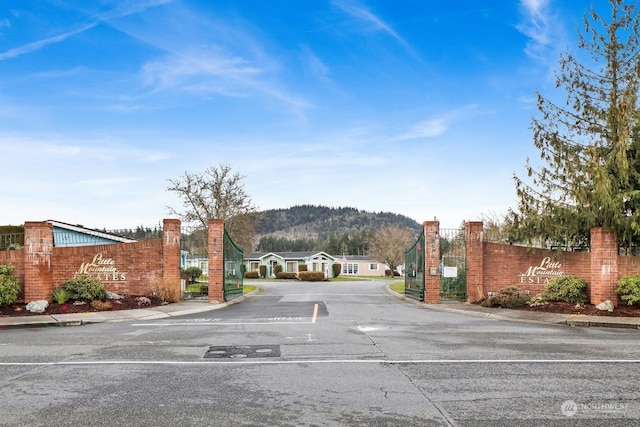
[369,263,379,271]
[286,261,298,273]
[342,263,359,275]
[250,261,260,272]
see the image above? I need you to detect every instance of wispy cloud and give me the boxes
[0,23,97,61]
[332,0,419,59]
[141,47,260,96]
[394,105,480,141]
[516,0,561,61]
[395,118,448,141]
[300,45,331,84]
[0,0,174,61]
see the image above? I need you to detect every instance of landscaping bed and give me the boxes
[513,301,640,317]
[0,295,164,317]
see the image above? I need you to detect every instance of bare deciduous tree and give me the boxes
[167,164,260,250]
[368,225,414,275]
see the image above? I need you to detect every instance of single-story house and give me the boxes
[332,255,388,277]
[244,251,337,278]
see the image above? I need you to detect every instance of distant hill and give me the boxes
[257,205,421,238]
[255,205,421,253]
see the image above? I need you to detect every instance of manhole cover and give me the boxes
[204,345,281,359]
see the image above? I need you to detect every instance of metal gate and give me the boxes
[223,227,244,300]
[404,229,425,300]
[439,226,467,301]
[181,225,208,300]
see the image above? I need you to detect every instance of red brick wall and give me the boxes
[0,249,25,300]
[52,239,164,296]
[482,242,591,298]
[618,255,640,277]
[2,219,181,302]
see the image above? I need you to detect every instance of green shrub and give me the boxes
[259,265,267,278]
[298,271,325,282]
[185,266,203,283]
[0,264,21,308]
[276,272,297,279]
[244,271,260,279]
[481,286,530,308]
[616,275,640,305]
[52,288,70,304]
[332,263,341,278]
[62,275,107,301]
[274,264,283,275]
[539,275,587,304]
[298,264,308,272]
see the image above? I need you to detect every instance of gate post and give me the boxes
[23,221,54,302]
[207,219,225,303]
[589,227,618,306]
[162,219,182,298]
[424,220,440,304]
[465,221,484,303]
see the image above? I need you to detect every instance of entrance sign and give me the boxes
[519,256,564,285]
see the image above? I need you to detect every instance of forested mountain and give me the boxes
[255,205,421,254]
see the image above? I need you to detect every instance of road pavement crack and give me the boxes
[393,364,458,427]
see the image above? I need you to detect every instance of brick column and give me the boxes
[23,221,54,302]
[465,221,484,303]
[162,219,181,298]
[590,227,618,306]
[207,219,224,303]
[424,221,440,304]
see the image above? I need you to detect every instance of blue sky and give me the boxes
[0,0,596,229]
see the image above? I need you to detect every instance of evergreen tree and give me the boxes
[511,0,640,250]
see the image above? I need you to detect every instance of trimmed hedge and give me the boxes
[616,275,640,305]
[0,264,20,308]
[61,275,107,301]
[298,271,325,282]
[276,272,297,279]
[244,271,260,279]
[332,263,341,278]
[298,264,308,272]
[539,275,587,304]
[481,286,530,308]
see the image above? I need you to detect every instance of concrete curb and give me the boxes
[385,285,640,330]
[0,289,262,329]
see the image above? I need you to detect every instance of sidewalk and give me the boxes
[387,288,640,329]
[0,299,233,329]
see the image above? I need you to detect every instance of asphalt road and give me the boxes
[1,280,640,426]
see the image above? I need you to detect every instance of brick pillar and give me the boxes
[465,221,484,303]
[590,227,618,306]
[424,221,440,304]
[162,219,181,298]
[23,221,54,302]
[208,219,224,303]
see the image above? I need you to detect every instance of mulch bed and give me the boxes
[512,301,640,317]
[0,295,164,317]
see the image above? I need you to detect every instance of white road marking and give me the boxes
[1,359,639,367]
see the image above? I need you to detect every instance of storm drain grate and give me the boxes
[204,345,281,359]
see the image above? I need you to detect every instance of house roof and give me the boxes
[332,255,379,262]
[47,220,136,244]
[246,251,336,261]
